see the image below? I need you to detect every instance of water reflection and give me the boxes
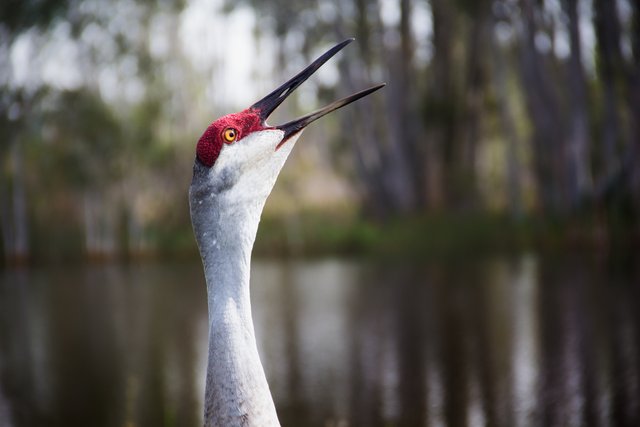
[0,264,206,427]
[0,254,639,426]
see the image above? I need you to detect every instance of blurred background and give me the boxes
[0,0,638,260]
[1,0,639,426]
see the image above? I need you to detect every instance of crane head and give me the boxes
[190,38,384,214]
[195,38,384,169]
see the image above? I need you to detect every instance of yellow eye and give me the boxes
[223,128,237,143]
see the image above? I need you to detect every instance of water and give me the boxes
[0,254,638,427]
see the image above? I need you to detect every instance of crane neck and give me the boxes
[190,181,280,427]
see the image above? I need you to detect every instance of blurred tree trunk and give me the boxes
[344,0,422,217]
[0,140,31,262]
[11,141,29,260]
[459,2,491,210]
[334,0,399,218]
[517,0,566,214]
[594,0,624,181]
[491,19,523,218]
[0,94,32,262]
[83,192,98,257]
[629,0,640,207]
[563,0,592,208]
[383,0,421,212]
[0,165,14,259]
[427,0,457,209]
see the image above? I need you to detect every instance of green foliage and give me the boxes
[0,0,71,35]
[42,89,123,190]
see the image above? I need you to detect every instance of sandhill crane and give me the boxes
[189,38,384,427]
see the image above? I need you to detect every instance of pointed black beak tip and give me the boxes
[251,38,358,123]
[250,38,385,145]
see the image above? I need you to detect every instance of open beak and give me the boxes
[250,38,385,144]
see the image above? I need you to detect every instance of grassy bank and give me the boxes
[6,211,638,266]
[254,212,639,259]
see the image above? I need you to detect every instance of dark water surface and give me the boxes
[1,254,639,427]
